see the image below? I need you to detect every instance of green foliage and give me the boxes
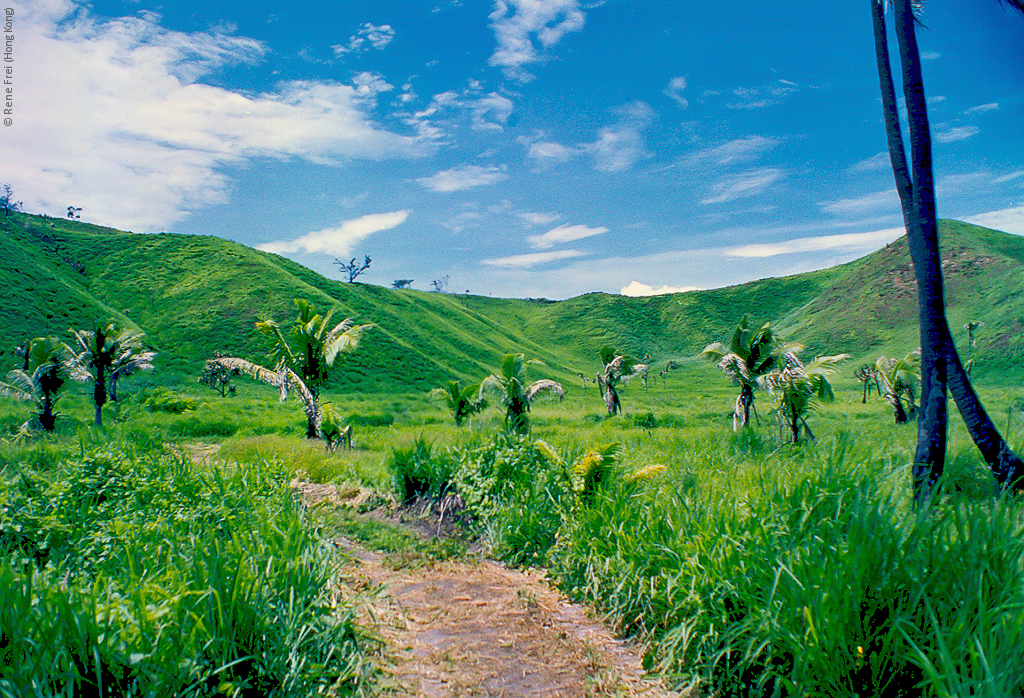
[140,386,199,413]
[429,379,487,426]
[481,353,563,435]
[345,412,395,427]
[388,437,455,504]
[0,445,381,696]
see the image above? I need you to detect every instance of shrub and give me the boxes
[140,386,198,413]
[388,437,454,504]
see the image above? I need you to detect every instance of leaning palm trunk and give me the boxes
[214,357,322,438]
[872,0,1024,496]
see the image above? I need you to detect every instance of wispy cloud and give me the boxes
[966,102,999,114]
[417,164,508,192]
[7,4,424,231]
[965,207,1024,236]
[587,101,654,172]
[482,249,585,268]
[921,50,940,61]
[725,81,797,110]
[701,168,784,204]
[620,280,699,296]
[258,211,410,256]
[663,76,688,109]
[488,0,586,81]
[332,23,395,54]
[519,132,580,168]
[684,136,779,167]
[994,170,1024,184]
[725,227,904,258]
[517,211,563,226]
[819,189,899,216]
[527,224,609,249]
[848,152,891,174]
[934,125,980,143]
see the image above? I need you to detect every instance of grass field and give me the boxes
[4,355,1024,695]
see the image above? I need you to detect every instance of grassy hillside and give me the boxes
[2,212,1022,392]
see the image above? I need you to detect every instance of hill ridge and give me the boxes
[2,213,1021,391]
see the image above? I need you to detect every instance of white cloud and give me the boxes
[819,189,900,216]
[518,211,563,226]
[684,136,778,167]
[332,23,395,54]
[7,5,424,231]
[417,164,508,192]
[934,125,980,143]
[994,170,1024,184]
[258,210,410,256]
[848,152,891,173]
[921,50,940,61]
[724,227,904,258]
[664,76,688,109]
[587,101,654,172]
[521,137,580,167]
[725,82,797,109]
[488,0,586,81]
[481,249,585,268]
[527,223,609,249]
[701,168,784,204]
[966,102,999,114]
[620,281,699,296]
[964,207,1024,236]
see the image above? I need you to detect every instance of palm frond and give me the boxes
[0,371,33,401]
[323,321,374,365]
[527,379,564,403]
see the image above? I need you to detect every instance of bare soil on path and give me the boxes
[339,539,679,698]
[182,445,684,695]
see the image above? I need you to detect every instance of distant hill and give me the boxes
[2,212,1021,392]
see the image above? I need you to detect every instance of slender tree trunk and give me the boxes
[94,368,107,427]
[874,0,1024,493]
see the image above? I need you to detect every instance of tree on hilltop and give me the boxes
[335,255,371,283]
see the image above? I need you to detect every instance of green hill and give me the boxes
[2,212,1022,392]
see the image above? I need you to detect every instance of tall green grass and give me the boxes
[0,445,381,697]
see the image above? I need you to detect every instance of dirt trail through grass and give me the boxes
[335,531,680,697]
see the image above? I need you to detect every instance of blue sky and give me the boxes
[6,0,1024,298]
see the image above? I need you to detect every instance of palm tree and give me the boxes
[107,331,156,402]
[72,322,155,426]
[480,353,563,435]
[854,364,881,404]
[702,316,798,431]
[875,350,921,424]
[764,352,850,444]
[257,299,372,401]
[596,346,646,416]
[1,337,88,431]
[216,300,372,438]
[871,0,1024,497]
[430,379,487,427]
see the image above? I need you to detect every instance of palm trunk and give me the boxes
[875,0,1024,494]
[94,368,107,427]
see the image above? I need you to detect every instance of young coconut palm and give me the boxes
[216,300,372,438]
[702,316,798,431]
[107,330,156,402]
[430,379,487,427]
[481,353,563,435]
[1,337,88,431]
[596,346,646,416]
[764,352,850,444]
[875,350,921,424]
[72,322,155,425]
[257,299,372,401]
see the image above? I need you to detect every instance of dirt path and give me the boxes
[336,536,681,697]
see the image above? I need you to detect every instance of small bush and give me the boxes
[140,386,198,413]
[389,438,454,504]
[633,412,658,430]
